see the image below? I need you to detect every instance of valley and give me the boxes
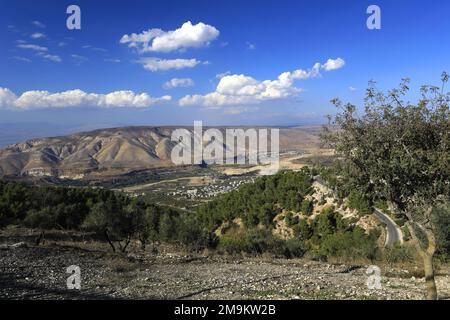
[0,124,448,301]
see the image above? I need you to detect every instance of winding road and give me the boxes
[313,176,403,248]
[373,208,403,247]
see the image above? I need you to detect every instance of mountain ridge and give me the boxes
[0,126,321,178]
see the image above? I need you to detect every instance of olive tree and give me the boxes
[83,196,145,253]
[322,73,450,300]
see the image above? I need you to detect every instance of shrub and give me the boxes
[177,215,217,250]
[313,207,344,238]
[284,212,299,227]
[432,204,450,261]
[283,238,306,258]
[293,219,312,241]
[301,199,314,215]
[308,209,379,261]
[24,208,56,229]
[219,233,247,254]
[317,227,379,261]
[158,212,177,242]
[374,200,389,213]
[383,243,416,264]
[219,229,288,257]
[347,191,371,216]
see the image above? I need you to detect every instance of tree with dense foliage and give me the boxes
[300,199,314,216]
[82,195,145,252]
[322,73,450,299]
[347,190,372,216]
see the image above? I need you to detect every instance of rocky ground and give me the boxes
[0,230,449,300]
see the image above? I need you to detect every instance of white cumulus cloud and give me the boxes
[0,88,18,108]
[216,71,231,79]
[17,43,48,52]
[38,53,62,62]
[137,57,201,72]
[12,56,32,63]
[164,78,195,89]
[246,42,256,50]
[120,21,219,53]
[179,58,345,107]
[31,32,46,39]
[32,21,46,28]
[0,88,171,110]
[321,58,345,71]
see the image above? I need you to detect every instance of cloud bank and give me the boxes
[0,88,171,110]
[179,58,345,107]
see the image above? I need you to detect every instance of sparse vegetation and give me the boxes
[383,243,416,265]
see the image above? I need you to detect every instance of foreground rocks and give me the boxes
[0,237,449,300]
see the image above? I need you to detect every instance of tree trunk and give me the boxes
[35,230,45,246]
[422,226,437,300]
[422,252,437,300]
[140,238,146,251]
[122,235,131,253]
[104,230,116,252]
[407,221,438,300]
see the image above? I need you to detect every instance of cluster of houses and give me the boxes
[169,178,255,200]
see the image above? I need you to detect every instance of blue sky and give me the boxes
[1,0,450,136]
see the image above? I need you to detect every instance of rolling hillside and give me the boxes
[0,126,322,178]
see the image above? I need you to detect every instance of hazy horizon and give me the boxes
[0,119,328,148]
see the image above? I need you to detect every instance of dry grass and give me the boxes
[109,257,139,273]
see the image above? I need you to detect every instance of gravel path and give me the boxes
[1,242,449,300]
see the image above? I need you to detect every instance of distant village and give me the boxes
[169,177,255,200]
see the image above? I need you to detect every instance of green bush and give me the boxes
[383,243,416,264]
[432,204,450,261]
[316,227,379,261]
[313,207,344,238]
[24,208,56,229]
[283,238,306,258]
[293,219,312,241]
[177,215,217,250]
[219,229,294,257]
[218,235,246,254]
[301,199,314,215]
[347,191,372,216]
[284,212,299,227]
[308,208,379,261]
[374,200,389,213]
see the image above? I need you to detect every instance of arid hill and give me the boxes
[0,126,322,178]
